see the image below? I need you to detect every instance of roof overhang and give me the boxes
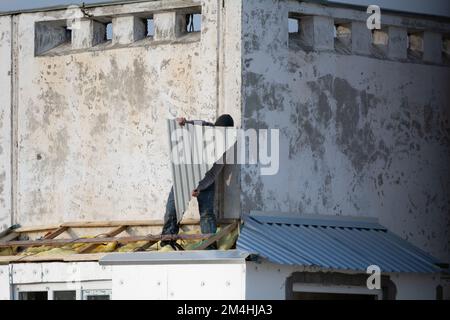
[99,250,251,265]
[237,212,445,274]
[1,0,449,19]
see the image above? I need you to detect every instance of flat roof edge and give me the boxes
[1,0,449,20]
[0,0,155,16]
[99,250,251,266]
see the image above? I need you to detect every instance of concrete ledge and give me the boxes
[38,32,201,57]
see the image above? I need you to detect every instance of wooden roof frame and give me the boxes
[0,218,241,263]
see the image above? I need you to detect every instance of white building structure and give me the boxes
[0,0,449,300]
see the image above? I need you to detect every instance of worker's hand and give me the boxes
[176,117,187,126]
[192,189,200,197]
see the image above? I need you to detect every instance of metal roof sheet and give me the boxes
[167,119,236,222]
[237,213,443,273]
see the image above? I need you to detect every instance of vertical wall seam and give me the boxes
[216,0,224,219]
[9,14,14,227]
[10,14,18,226]
[238,0,244,218]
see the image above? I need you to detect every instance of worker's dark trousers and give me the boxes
[161,185,217,242]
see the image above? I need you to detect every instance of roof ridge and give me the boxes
[247,212,386,230]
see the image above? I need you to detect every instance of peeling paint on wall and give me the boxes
[241,0,450,262]
[0,0,448,264]
[3,2,225,226]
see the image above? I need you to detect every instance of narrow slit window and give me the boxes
[34,20,72,55]
[53,290,76,300]
[147,18,154,37]
[335,24,351,39]
[18,291,48,300]
[288,18,299,34]
[372,29,389,46]
[64,26,72,42]
[443,35,450,65]
[444,36,450,56]
[106,22,113,41]
[408,31,424,52]
[82,289,111,300]
[186,13,201,32]
[335,23,351,47]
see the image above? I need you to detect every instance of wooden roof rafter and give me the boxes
[43,226,69,240]
[77,225,128,254]
[0,233,216,249]
[13,218,237,233]
[0,219,241,264]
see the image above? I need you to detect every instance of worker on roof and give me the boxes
[160,114,234,250]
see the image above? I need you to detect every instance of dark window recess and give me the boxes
[86,295,110,300]
[407,31,424,60]
[444,37,450,65]
[18,291,48,300]
[334,23,352,50]
[335,24,351,39]
[285,272,397,300]
[64,26,72,41]
[106,22,113,40]
[442,36,449,55]
[34,20,72,55]
[54,290,76,300]
[372,29,389,46]
[408,32,424,51]
[436,285,443,300]
[293,292,377,300]
[186,13,201,32]
[147,18,155,37]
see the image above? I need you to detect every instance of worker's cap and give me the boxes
[215,114,234,127]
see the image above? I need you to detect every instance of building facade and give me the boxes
[0,0,449,299]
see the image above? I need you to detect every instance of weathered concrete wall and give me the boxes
[241,1,450,262]
[0,0,238,226]
[1,0,449,269]
[218,0,242,219]
[0,16,12,232]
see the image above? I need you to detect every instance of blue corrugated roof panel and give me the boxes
[237,214,443,273]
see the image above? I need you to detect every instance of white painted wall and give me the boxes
[0,259,445,300]
[1,262,112,300]
[391,273,441,300]
[0,15,12,232]
[111,263,246,300]
[246,261,293,299]
[245,260,443,300]
[0,265,10,300]
[9,262,111,284]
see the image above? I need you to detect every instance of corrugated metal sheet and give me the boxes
[167,119,235,221]
[237,214,443,273]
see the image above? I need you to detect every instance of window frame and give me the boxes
[13,280,112,300]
